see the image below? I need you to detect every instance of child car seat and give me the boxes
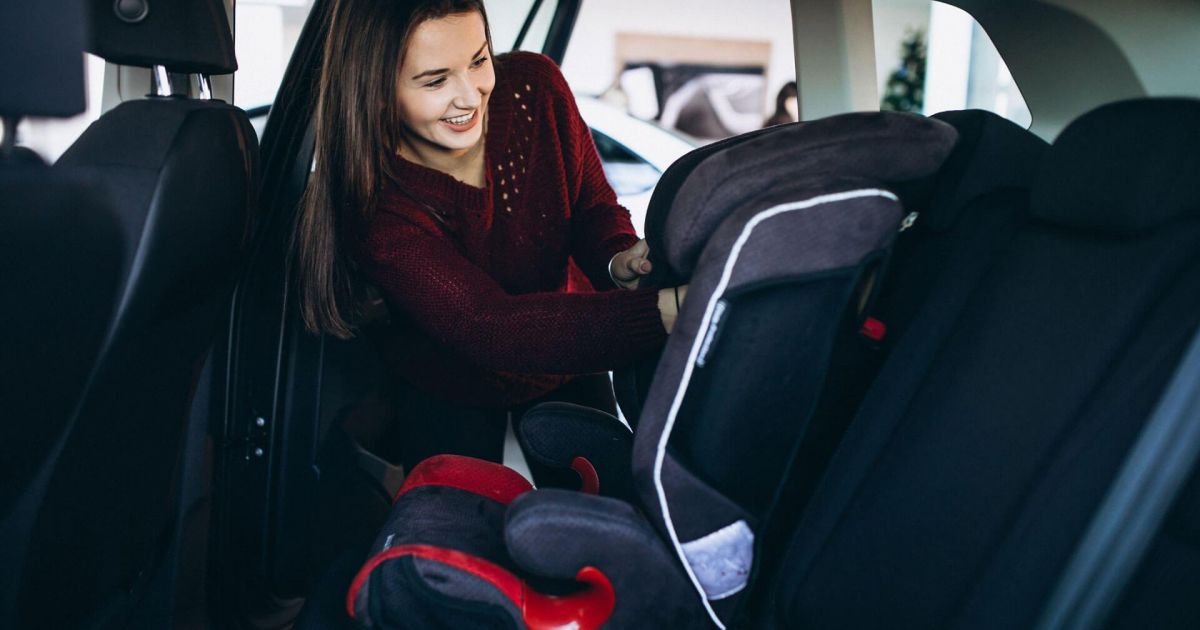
[344,112,957,629]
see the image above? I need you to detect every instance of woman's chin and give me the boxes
[436,131,483,154]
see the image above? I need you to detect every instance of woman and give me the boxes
[765,80,799,127]
[295,0,685,474]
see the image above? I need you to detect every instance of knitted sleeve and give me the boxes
[531,54,641,290]
[357,211,666,374]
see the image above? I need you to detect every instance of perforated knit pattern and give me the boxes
[351,52,666,407]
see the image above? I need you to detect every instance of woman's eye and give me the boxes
[472,56,489,68]
[424,77,446,88]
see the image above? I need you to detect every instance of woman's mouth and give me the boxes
[440,110,479,131]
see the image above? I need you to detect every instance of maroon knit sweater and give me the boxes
[350,52,667,407]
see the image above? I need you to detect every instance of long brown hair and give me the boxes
[295,0,492,339]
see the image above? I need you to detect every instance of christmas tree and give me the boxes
[881,29,927,112]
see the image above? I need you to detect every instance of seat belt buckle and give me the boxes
[859,317,887,344]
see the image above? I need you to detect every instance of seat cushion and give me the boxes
[347,455,532,628]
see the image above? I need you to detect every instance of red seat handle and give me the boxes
[523,566,616,630]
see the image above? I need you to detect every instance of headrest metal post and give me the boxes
[1,116,17,160]
[193,74,213,100]
[151,65,173,98]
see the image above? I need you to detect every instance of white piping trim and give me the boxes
[651,189,898,628]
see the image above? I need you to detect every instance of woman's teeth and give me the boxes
[443,111,474,125]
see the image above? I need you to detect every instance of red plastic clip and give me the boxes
[860,317,887,342]
[523,566,616,630]
[571,456,600,495]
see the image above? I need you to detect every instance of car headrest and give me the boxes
[88,0,237,74]
[923,110,1048,231]
[663,112,959,276]
[1031,98,1200,234]
[0,0,87,118]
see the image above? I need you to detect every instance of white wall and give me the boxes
[559,0,796,113]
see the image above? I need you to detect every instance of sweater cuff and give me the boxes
[618,288,670,358]
[593,232,640,290]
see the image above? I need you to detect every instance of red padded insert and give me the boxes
[394,454,533,504]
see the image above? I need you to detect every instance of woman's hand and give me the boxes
[609,239,653,289]
[657,285,688,334]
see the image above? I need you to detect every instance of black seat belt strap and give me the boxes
[1036,323,1200,630]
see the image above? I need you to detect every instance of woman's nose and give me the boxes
[452,76,482,109]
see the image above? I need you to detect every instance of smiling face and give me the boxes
[395,11,494,159]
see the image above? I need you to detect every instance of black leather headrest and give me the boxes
[88,0,237,74]
[664,112,958,275]
[0,0,87,117]
[1031,98,1200,234]
[923,110,1048,230]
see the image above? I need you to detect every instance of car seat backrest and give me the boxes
[616,113,966,424]
[921,109,1048,229]
[812,110,1049,449]
[613,128,770,424]
[769,98,1200,630]
[0,4,126,624]
[743,110,1052,625]
[626,113,958,627]
[870,110,1050,336]
[14,2,258,628]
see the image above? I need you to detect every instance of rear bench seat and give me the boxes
[763,98,1200,629]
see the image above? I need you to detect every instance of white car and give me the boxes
[575,95,697,235]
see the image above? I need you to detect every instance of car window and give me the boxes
[233,0,562,135]
[233,0,317,114]
[873,0,1031,127]
[590,129,660,197]
[560,0,797,143]
[487,0,561,53]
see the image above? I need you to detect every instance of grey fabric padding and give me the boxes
[356,556,521,629]
[505,489,711,629]
[412,557,522,620]
[353,485,520,627]
[702,180,906,295]
[632,187,906,628]
[658,453,757,543]
[679,519,755,600]
[635,188,904,484]
[665,112,958,275]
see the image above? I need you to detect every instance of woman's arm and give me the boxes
[358,213,668,374]
[526,55,643,290]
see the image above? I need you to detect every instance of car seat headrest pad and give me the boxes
[663,112,959,276]
[0,0,87,118]
[88,0,237,74]
[1031,98,1200,235]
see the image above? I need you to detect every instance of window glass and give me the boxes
[591,130,659,197]
[486,0,558,53]
[561,0,796,143]
[233,0,553,133]
[233,0,317,111]
[873,0,1030,127]
[13,54,106,163]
